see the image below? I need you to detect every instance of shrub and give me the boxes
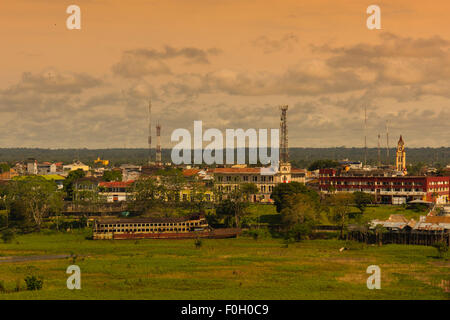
[245,228,272,240]
[432,241,449,259]
[286,223,313,242]
[1,229,15,243]
[24,275,43,291]
[0,280,5,293]
[194,238,203,249]
[15,279,22,292]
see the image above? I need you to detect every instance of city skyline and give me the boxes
[0,1,449,148]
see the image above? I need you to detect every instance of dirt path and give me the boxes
[0,254,72,264]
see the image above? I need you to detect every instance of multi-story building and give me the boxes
[212,164,306,202]
[319,168,450,204]
[98,181,135,202]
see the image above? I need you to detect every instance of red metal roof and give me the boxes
[182,169,200,177]
[212,168,262,173]
[99,181,134,188]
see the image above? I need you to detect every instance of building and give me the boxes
[94,157,109,166]
[93,215,240,240]
[98,181,134,202]
[37,162,57,175]
[212,166,306,202]
[26,159,38,175]
[0,168,18,180]
[63,161,90,172]
[319,168,450,204]
[396,135,407,173]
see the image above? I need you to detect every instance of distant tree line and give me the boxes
[1,147,449,167]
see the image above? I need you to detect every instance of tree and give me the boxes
[215,189,249,228]
[280,193,319,228]
[280,193,319,241]
[102,170,122,182]
[7,177,63,230]
[432,241,448,259]
[129,177,164,212]
[0,163,10,173]
[407,162,426,176]
[271,182,320,213]
[63,169,86,201]
[353,191,374,214]
[240,183,259,201]
[372,224,387,246]
[308,160,340,171]
[188,183,209,214]
[326,193,354,239]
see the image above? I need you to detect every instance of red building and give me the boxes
[319,169,450,204]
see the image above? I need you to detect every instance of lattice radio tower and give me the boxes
[148,100,152,165]
[156,122,162,166]
[279,105,289,163]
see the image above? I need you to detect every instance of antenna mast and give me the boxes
[364,106,367,166]
[385,120,390,165]
[156,122,162,166]
[148,100,152,165]
[377,133,381,167]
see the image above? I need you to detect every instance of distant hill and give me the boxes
[0,147,449,167]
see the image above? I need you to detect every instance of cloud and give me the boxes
[161,61,368,98]
[1,34,449,148]
[112,46,222,78]
[252,33,299,54]
[0,70,102,96]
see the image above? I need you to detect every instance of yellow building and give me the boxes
[63,161,90,172]
[94,157,109,166]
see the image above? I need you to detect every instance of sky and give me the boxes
[0,0,449,149]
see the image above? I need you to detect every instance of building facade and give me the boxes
[319,168,450,204]
[212,165,306,202]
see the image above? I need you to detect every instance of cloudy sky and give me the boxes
[0,0,449,148]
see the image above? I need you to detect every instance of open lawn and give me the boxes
[0,230,448,300]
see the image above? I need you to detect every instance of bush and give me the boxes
[24,275,43,291]
[194,238,203,249]
[1,229,15,243]
[244,228,272,240]
[432,241,448,259]
[0,280,5,293]
[286,223,313,242]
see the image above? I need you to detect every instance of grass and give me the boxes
[0,229,448,300]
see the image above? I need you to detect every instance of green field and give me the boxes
[0,230,448,300]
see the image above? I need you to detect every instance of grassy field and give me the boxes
[0,230,448,300]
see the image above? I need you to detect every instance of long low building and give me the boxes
[319,169,450,204]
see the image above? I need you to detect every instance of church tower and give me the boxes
[395,135,406,173]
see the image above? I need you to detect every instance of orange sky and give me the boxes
[0,0,449,148]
